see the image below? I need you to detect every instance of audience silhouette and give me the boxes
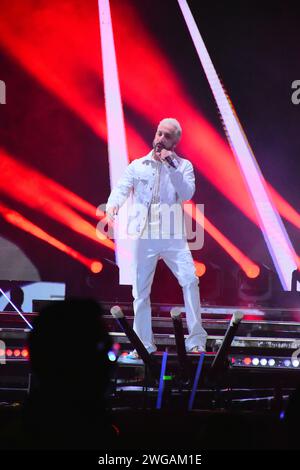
[21,298,117,449]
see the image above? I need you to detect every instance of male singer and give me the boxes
[106,118,207,358]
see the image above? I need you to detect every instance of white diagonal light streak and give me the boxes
[98,0,132,284]
[178,0,297,289]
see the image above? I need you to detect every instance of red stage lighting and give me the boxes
[90,261,103,274]
[243,357,252,366]
[245,265,261,279]
[195,262,206,277]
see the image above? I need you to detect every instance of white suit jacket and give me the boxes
[106,151,195,238]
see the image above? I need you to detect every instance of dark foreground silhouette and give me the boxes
[2,298,117,449]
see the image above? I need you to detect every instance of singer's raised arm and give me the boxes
[165,159,195,201]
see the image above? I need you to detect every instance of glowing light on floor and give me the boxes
[230,356,300,369]
[177,0,298,289]
[3,348,29,360]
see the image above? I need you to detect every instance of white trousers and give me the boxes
[131,237,207,353]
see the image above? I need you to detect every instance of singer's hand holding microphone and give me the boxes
[156,147,176,168]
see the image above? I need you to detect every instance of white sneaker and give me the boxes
[188,345,206,353]
[125,347,157,360]
[126,350,141,360]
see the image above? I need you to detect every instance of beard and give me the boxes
[153,141,173,151]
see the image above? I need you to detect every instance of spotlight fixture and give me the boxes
[197,262,222,303]
[237,263,273,304]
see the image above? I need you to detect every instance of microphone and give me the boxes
[165,156,176,169]
[155,144,176,168]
